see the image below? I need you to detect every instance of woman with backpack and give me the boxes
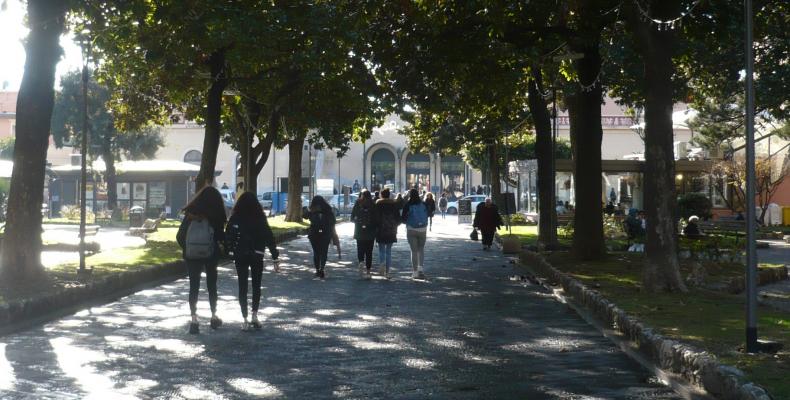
[401,188,429,279]
[225,192,279,331]
[306,195,335,279]
[351,189,377,279]
[176,186,227,334]
[424,192,437,230]
[374,188,400,279]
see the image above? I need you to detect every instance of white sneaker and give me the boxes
[378,264,386,276]
[412,270,420,279]
[358,261,366,276]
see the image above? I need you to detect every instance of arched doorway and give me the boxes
[184,150,202,165]
[440,155,465,198]
[406,153,430,192]
[370,148,395,191]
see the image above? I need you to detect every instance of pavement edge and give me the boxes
[517,249,774,400]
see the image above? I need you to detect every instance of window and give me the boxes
[371,148,396,189]
[184,150,202,165]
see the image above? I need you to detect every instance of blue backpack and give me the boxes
[406,203,429,228]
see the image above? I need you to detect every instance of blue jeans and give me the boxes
[377,242,393,271]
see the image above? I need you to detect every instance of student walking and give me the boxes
[225,192,279,331]
[351,190,377,279]
[176,186,227,334]
[306,195,336,279]
[374,188,400,279]
[424,192,437,230]
[402,189,429,279]
[473,197,503,251]
[438,193,448,219]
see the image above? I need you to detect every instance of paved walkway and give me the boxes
[1,217,680,399]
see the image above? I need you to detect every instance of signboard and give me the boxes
[458,199,472,224]
[133,183,147,200]
[316,179,334,196]
[149,181,167,207]
[494,193,517,215]
[117,183,130,200]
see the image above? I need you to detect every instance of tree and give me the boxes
[710,155,789,223]
[51,70,163,210]
[0,0,68,281]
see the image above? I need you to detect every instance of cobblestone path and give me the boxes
[0,217,680,399]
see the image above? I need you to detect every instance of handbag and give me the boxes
[470,229,479,241]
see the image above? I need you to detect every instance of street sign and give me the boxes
[458,199,472,224]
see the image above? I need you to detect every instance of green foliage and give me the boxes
[603,215,627,240]
[51,70,164,161]
[0,137,14,160]
[677,193,713,220]
[508,213,532,226]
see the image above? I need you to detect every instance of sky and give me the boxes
[0,0,83,91]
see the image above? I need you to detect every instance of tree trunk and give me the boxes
[527,72,558,247]
[285,135,306,222]
[488,142,501,200]
[196,50,228,189]
[638,1,686,293]
[101,137,117,210]
[569,40,606,261]
[0,0,66,281]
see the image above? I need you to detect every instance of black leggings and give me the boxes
[186,259,218,315]
[309,235,331,270]
[235,254,264,318]
[356,239,375,269]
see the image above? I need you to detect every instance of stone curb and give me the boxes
[0,228,307,332]
[519,250,773,400]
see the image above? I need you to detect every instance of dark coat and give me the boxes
[473,203,502,234]
[374,198,401,244]
[225,213,278,260]
[177,213,226,261]
[351,200,377,241]
[307,208,336,241]
[424,198,436,217]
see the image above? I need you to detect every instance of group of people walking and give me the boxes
[175,185,500,334]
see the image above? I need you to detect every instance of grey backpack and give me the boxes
[185,218,215,259]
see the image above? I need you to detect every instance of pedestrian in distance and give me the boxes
[473,197,503,251]
[176,186,227,334]
[395,192,404,208]
[225,192,279,331]
[306,195,336,279]
[374,188,400,279]
[352,179,361,193]
[424,192,436,231]
[402,188,429,279]
[351,189,377,279]
[438,192,448,219]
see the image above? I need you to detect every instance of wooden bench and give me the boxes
[94,210,113,226]
[85,225,100,236]
[129,217,163,237]
[698,219,746,238]
[557,212,575,227]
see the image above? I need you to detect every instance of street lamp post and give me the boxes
[78,30,91,277]
[744,0,758,353]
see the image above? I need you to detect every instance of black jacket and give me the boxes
[225,213,279,260]
[177,214,226,261]
[307,208,336,240]
[351,201,377,241]
[374,198,401,244]
[424,198,436,217]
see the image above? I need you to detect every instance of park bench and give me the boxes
[85,225,100,236]
[94,210,113,226]
[697,219,746,240]
[556,211,574,227]
[128,213,168,237]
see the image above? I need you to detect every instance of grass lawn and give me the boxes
[538,252,790,398]
[1,216,309,308]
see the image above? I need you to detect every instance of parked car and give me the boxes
[257,192,274,209]
[328,193,358,216]
[445,195,487,214]
[219,188,235,209]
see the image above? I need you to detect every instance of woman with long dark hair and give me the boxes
[374,188,401,279]
[226,192,279,330]
[176,186,227,334]
[351,189,377,279]
[306,195,335,279]
[402,188,429,279]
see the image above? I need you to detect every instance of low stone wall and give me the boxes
[727,267,788,294]
[519,250,773,400]
[0,228,306,333]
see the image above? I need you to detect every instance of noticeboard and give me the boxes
[494,193,517,215]
[458,199,472,224]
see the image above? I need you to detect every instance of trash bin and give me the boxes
[783,207,790,226]
[129,206,145,228]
